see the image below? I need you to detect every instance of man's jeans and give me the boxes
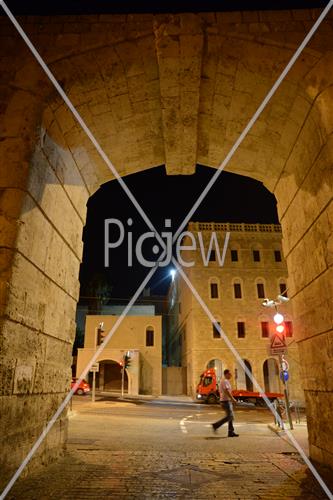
[213,401,234,433]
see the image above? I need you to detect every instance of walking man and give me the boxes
[212,369,239,437]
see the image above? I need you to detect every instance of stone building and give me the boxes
[76,314,162,396]
[168,222,303,403]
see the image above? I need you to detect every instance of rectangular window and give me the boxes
[274,250,282,262]
[213,321,221,338]
[237,322,245,338]
[209,250,216,262]
[231,249,238,262]
[257,283,265,298]
[146,330,154,346]
[210,283,218,299]
[285,321,293,337]
[234,283,242,299]
[261,321,270,338]
[279,283,288,297]
[253,250,260,262]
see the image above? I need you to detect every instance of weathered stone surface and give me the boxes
[0,8,333,487]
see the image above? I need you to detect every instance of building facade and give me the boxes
[76,314,162,396]
[168,222,303,403]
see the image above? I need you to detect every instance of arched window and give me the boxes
[146,326,154,346]
[236,321,246,338]
[232,278,243,299]
[255,278,266,299]
[209,277,220,299]
[278,278,288,297]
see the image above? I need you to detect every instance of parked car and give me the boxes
[71,378,90,395]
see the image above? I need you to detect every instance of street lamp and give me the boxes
[170,269,176,280]
[261,294,293,430]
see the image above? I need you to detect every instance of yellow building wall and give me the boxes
[76,315,162,396]
[177,223,304,404]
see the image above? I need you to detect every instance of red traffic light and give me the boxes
[276,324,285,334]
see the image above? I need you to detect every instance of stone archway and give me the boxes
[1,9,333,484]
[236,359,253,392]
[206,358,223,381]
[97,360,128,393]
[263,358,280,394]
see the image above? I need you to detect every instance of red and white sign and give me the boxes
[270,334,287,355]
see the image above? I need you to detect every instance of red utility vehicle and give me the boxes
[196,368,283,405]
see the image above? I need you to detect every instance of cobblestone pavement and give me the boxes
[7,448,331,499]
[5,399,333,499]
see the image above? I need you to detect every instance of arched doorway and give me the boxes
[236,359,253,392]
[96,360,128,393]
[207,359,223,382]
[263,358,279,393]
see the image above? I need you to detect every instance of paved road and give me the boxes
[6,396,332,499]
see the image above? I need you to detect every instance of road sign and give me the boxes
[90,363,99,373]
[270,333,287,355]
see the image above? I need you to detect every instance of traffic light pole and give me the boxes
[92,370,96,403]
[279,354,293,430]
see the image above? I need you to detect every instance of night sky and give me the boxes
[80,166,278,298]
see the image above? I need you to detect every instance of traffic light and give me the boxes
[273,312,285,337]
[96,323,106,346]
[123,353,131,369]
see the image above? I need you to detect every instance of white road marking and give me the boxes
[180,417,188,434]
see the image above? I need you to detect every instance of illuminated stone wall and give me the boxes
[0,8,332,485]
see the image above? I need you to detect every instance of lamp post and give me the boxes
[262,295,293,430]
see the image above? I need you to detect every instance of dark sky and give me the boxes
[80,166,278,298]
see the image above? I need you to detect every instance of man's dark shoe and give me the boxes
[228,432,239,437]
[212,424,217,433]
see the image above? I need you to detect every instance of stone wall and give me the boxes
[0,8,332,486]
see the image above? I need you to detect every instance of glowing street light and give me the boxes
[170,269,176,280]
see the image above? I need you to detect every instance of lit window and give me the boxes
[146,327,154,346]
[257,283,265,298]
[237,322,245,338]
[279,283,288,297]
[213,321,221,338]
[231,250,238,262]
[253,250,260,262]
[285,321,293,337]
[210,282,219,299]
[234,283,242,299]
[274,250,282,262]
[261,322,270,338]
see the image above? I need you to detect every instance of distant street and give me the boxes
[8,396,331,499]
